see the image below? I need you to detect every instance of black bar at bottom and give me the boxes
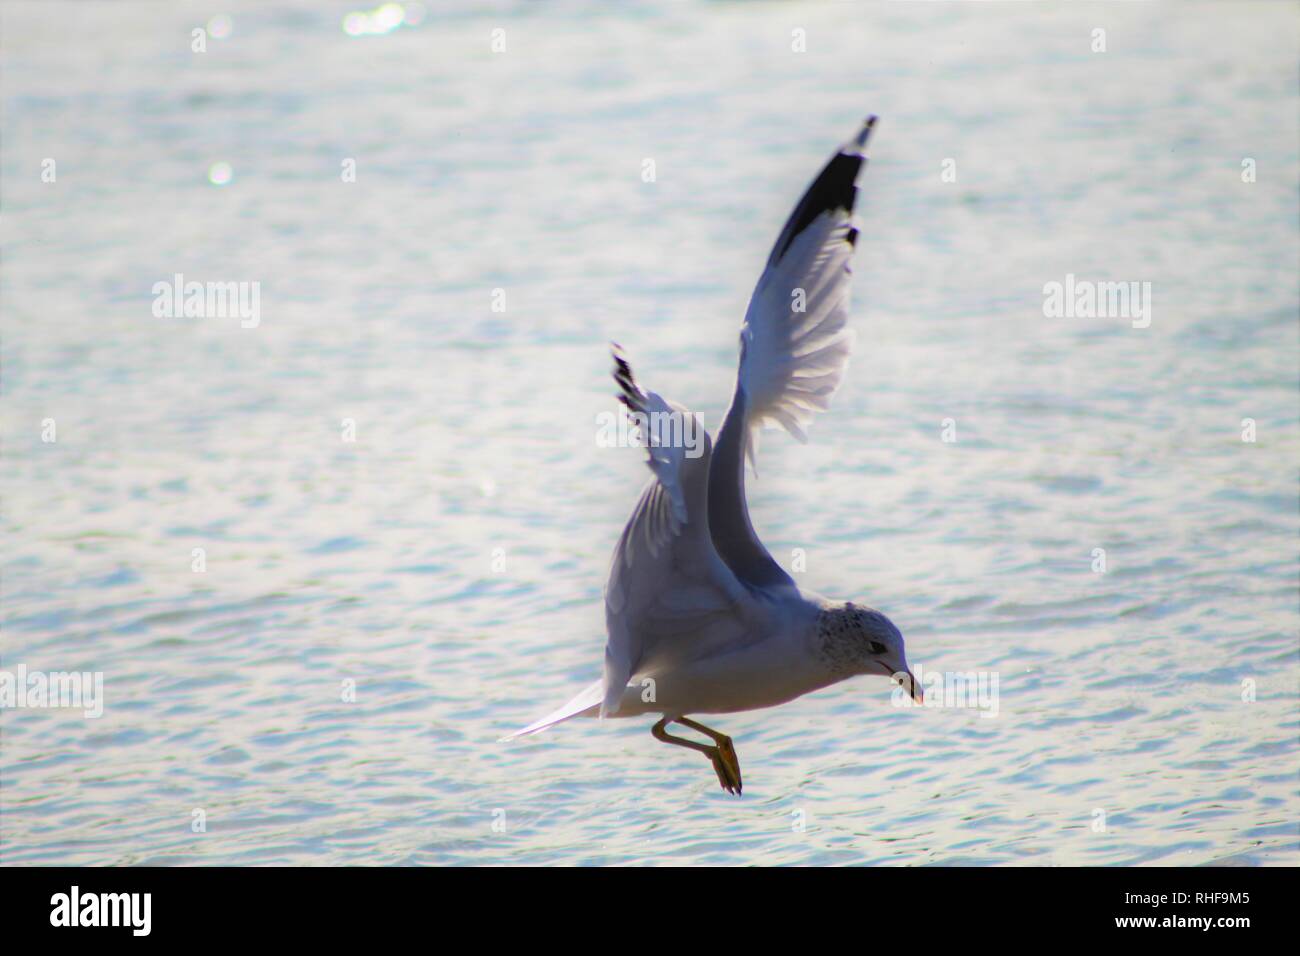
[0,864,1285,943]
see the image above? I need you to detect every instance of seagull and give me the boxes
[505,116,920,795]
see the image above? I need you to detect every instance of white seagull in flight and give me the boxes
[506,117,921,794]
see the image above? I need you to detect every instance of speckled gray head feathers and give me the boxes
[815,601,905,678]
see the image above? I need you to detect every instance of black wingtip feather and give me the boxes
[767,118,875,265]
[610,344,646,413]
[855,115,878,150]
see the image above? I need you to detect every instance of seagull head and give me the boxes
[818,601,922,702]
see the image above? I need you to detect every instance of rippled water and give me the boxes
[2,1,1298,866]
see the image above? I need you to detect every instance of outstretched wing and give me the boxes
[708,117,876,590]
[601,347,761,716]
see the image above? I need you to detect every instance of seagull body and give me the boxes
[506,117,920,794]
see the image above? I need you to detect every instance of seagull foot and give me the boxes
[651,716,743,795]
[708,737,743,796]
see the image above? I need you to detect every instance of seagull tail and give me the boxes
[499,679,605,741]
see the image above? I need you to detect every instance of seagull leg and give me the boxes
[677,717,742,794]
[651,716,743,795]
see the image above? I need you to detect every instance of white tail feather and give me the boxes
[499,678,604,741]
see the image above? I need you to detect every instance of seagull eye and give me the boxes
[868,641,887,655]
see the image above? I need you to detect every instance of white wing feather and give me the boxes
[600,348,759,716]
[739,212,856,453]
